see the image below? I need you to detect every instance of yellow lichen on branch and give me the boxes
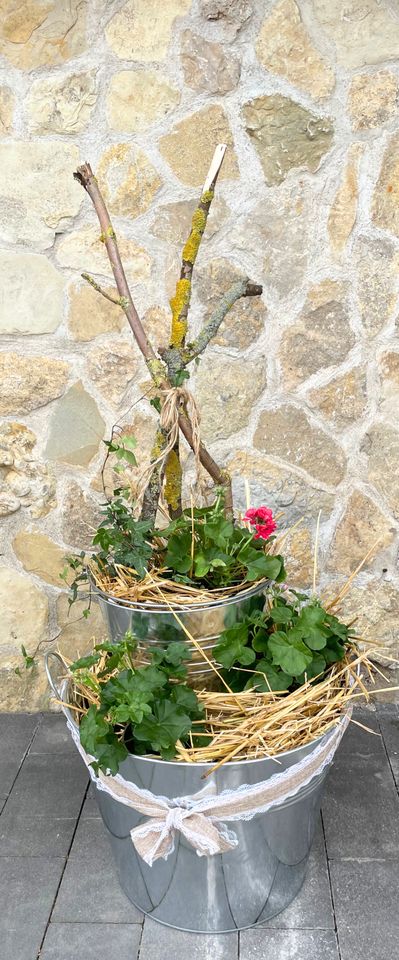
[164,447,182,513]
[170,277,191,347]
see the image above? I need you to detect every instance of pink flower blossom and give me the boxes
[243,506,277,540]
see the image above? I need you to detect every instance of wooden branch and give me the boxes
[169,144,227,351]
[140,427,167,522]
[184,279,263,366]
[81,272,121,306]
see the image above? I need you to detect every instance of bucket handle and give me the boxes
[44,650,68,702]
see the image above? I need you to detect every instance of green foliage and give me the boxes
[74,633,203,774]
[214,590,352,693]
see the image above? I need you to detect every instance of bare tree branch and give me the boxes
[183,278,263,365]
[81,272,121,306]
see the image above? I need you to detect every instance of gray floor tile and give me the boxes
[40,922,141,960]
[5,753,88,819]
[377,708,399,789]
[0,714,39,798]
[68,815,109,860]
[79,786,100,818]
[140,917,238,958]
[1,922,46,960]
[52,855,143,923]
[240,929,339,959]
[322,713,399,858]
[0,808,76,857]
[0,856,64,927]
[265,820,334,930]
[330,859,399,960]
[30,714,76,755]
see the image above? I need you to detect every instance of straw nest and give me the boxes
[59,644,390,775]
[89,559,270,607]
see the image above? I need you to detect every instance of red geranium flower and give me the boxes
[243,506,277,540]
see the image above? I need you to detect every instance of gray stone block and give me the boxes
[6,753,87,819]
[30,714,76,755]
[240,929,339,960]
[0,809,76,857]
[52,855,142,923]
[0,856,64,927]
[140,917,238,958]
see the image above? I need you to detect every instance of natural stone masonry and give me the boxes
[2,0,399,706]
[243,95,334,186]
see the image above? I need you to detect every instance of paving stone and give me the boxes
[80,785,101,818]
[40,922,141,960]
[68,814,111,860]
[322,713,399,858]
[1,922,48,960]
[265,819,334,929]
[30,714,76,755]
[140,917,238,957]
[0,714,39,797]
[240,929,339,959]
[5,753,87,819]
[0,809,76,857]
[52,847,142,923]
[0,856,64,929]
[376,707,399,789]
[330,860,399,960]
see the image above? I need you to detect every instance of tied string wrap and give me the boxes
[137,386,202,501]
[66,710,350,868]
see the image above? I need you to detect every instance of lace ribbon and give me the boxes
[66,710,350,867]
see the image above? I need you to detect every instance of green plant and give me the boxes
[214,590,354,693]
[70,632,204,773]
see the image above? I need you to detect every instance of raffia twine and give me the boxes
[137,385,203,504]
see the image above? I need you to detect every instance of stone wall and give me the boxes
[1,0,399,710]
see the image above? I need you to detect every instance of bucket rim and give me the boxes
[60,678,345,772]
[91,577,269,613]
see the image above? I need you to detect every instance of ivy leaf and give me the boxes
[268,632,313,677]
[70,653,101,671]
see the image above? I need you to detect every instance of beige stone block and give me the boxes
[362,422,399,518]
[86,339,139,406]
[159,105,238,186]
[142,306,170,353]
[280,282,354,388]
[348,71,399,131]
[378,351,399,424]
[308,368,368,428]
[284,526,314,590]
[107,70,180,133]
[13,532,71,588]
[0,252,64,335]
[0,353,69,416]
[45,382,105,467]
[181,29,240,94]
[61,482,102,550]
[105,0,192,61]
[312,0,399,69]
[256,0,334,100]
[254,405,346,485]
[0,85,14,134]
[97,144,162,219]
[339,578,399,661]
[0,0,87,70]
[0,421,56,519]
[199,0,252,32]
[328,144,363,256]
[0,565,48,664]
[372,133,399,238]
[228,450,335,524]
[26,71,96,135]
[0,141,82,250]
[195,258,265,349]
[243,94,333,186]
[354,235,399,336]
[196,354,266,442]
[151,196,228,246]
[67,282,126,341]
[328,491,395,576]
[56,225,152,281]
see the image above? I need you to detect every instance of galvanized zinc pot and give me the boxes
[46,660,340,935]
[92,580,268,688]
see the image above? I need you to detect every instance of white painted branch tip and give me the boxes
[203,144,227,193]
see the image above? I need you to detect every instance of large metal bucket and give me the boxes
[57,676,337,934]
[93,581,267,688]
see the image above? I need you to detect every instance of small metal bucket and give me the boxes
[46,657,340,935]
[93,581,267,688]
